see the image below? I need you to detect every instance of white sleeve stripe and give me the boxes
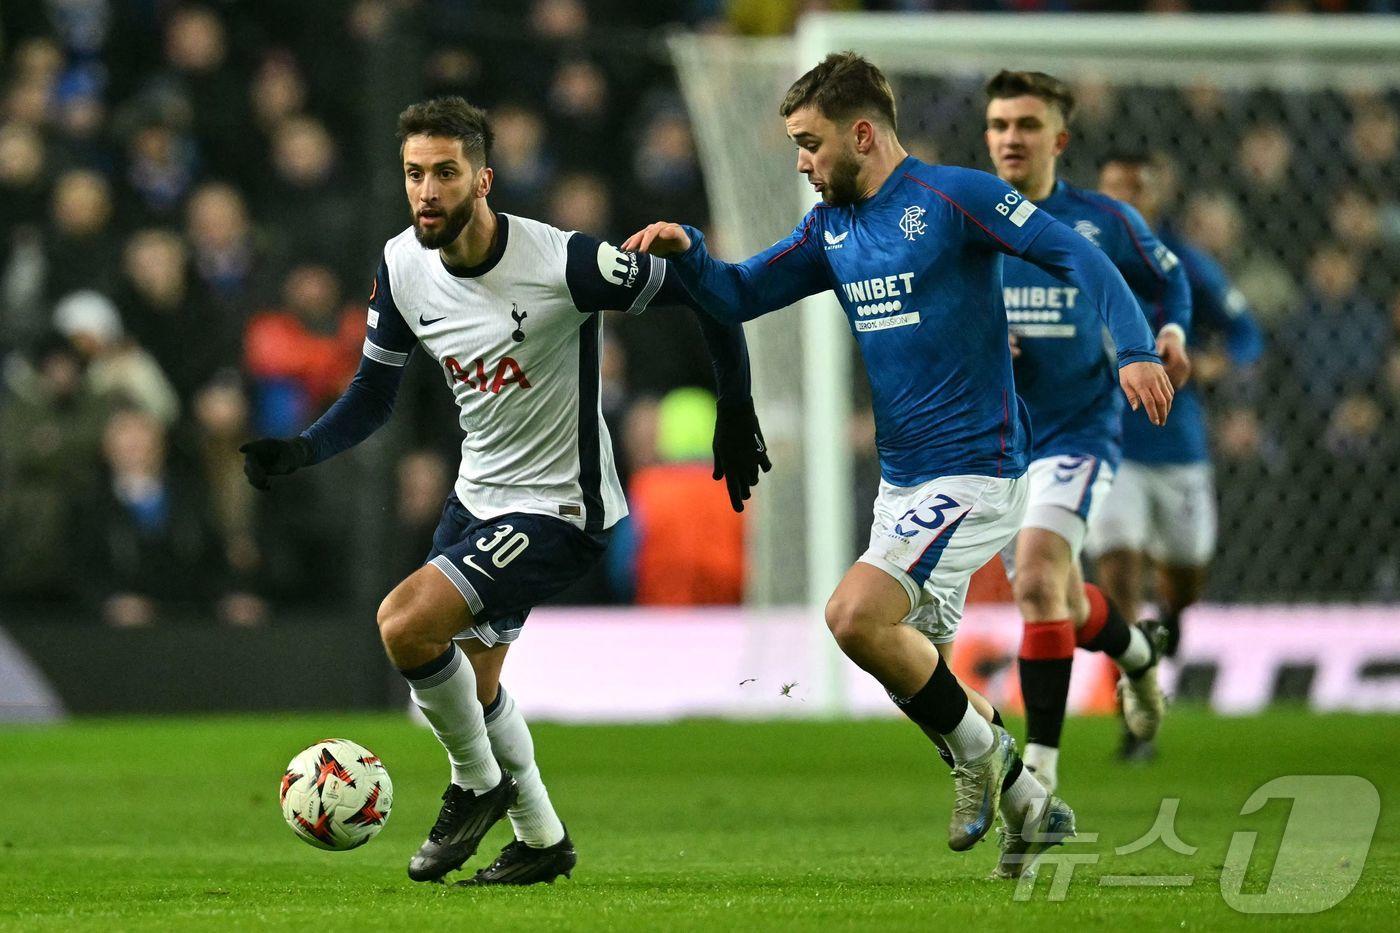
[626,254,666,315]
[363,338,409,366]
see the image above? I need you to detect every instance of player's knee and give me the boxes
[376,596,425,664]
[824,595,879,655]
[1013,567,1066,619]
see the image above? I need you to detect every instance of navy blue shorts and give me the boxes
[425,495,610,646]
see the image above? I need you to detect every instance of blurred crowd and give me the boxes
[0,1,737,626]
[1,1,1397,627]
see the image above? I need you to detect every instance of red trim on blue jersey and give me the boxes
[766,214,815,266]
[903,174,1017,253]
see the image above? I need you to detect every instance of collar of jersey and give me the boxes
[1035,179,1069,208]
[440,212,509,278]
[855,155,919,213]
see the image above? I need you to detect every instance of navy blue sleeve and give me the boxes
[1107,202,1193,337]
[564,233,668,315]
[299,256,414,464]
[566,232,751,399]
[1182,247,1264,366]
[668,212,829,324]
[1020,220,1161,368]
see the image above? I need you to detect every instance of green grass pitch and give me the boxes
[2,708,1395,931]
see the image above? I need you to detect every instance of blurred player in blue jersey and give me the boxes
[1096,151,1265,760]
[624,52,1175,879]
[239,97,768,885]
[982,71,1193,793]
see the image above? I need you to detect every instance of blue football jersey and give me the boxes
[1120,226,1263,465]
[669,156,1160,486]
[1003,180,1191,465]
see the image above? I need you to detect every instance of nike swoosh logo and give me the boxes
[462,554,495,580]
[420,314,447,326]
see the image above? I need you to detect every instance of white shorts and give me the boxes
[859,473,1028,644]
[1084,460,1216,566]
[1001,454,1115,578]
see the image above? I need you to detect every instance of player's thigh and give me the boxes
[1149,463,1217,566]
[1085,460,1150,559]
[860,472,1026,642]
[1010,526,1076,601]
[378,562,476,649]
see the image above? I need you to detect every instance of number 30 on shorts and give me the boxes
[475,524,531,568]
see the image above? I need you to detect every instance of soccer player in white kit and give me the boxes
[240,97,769,885]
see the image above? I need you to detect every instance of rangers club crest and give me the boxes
[899,205,927,241]
[1074,219,1102,246]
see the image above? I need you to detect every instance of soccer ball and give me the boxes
[279,738,394,851]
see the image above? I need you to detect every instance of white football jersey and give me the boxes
[364,213,668,532]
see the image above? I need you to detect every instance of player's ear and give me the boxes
[475,166,493,198]
[853,118,875,155]
[1053,129,1070,157]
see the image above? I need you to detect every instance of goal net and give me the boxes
[672,15,1400,608]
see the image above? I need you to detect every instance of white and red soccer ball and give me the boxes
[280,738,393,851]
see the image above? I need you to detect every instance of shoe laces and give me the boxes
[950,761,985,813]
[428,785,473,843]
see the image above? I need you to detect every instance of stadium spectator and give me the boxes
[184,181,266,320]
[243,263,361,436]
[489,105,555,219]
[157,5,253,187]
[116,227,239,405]
[389,449,456,582]
[120,120,200,227]
[44,168,120,301]
[53,289,180,426]
[549,172,613,236]
[188,372,267,626]
[83,407,231,627]
[0,333,108,605]
[258,115,361,280]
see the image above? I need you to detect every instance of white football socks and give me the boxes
[942,703,996,764]
[1002,765,1051,833]
[1023,743,1059,789]
[405,645,502,794]
[485,687,566,848]
[1115,626,1154,675]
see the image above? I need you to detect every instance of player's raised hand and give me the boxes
[1156,329,1192,389]
[239,437,312,490]
[622,222,691,257]
[1119,361,1174,427]
[712,396,772,513]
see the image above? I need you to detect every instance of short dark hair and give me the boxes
[1098,150,1156,171]
[396,96,493,167]
[984,70,1076,123]
[780,51,897,132]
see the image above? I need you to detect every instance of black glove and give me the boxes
[712,396,772,513]
[239,437,313,490]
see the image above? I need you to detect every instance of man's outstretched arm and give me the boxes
[623,215,827,324]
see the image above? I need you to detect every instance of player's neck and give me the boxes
[856,140,910,201]
[1018,171,1057,202]
[441,202,497,268]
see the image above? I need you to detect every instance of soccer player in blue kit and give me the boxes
[625,53,1175,878]
[983,72,1193,793]
[1096,151,1265,759]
